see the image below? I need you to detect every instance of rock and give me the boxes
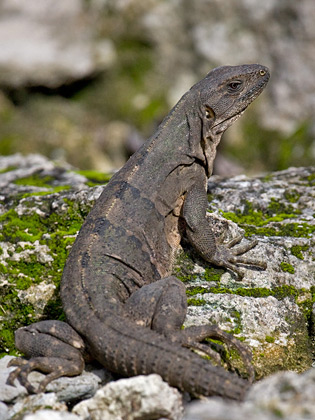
[0,0,116,88]
[43,365,113,403]
[0,356,27,403]
[141,0,315,133]
[185,295,310,378]
[0,155,315,418]
[183,398,269,420]
[7,364,113,404]
[176,166,315,376]
[0,154,104,341]
[73,374,183,420]
[0,402,8,420]
[1,156,314,378]
[8,393,67,420]
[184,368,315,420]
[24,410,81,420]
[0,354,112,419]
[2,353,111,399]
[247,368,315,418]
[0,153,89,192]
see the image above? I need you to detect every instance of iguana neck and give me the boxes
[114,64,270,188]
[133,91,207,182]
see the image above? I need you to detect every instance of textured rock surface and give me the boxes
[0,357,27,403]
[0,155,314,372]
[1,357,182,419]
[0,154,314,418]
[0,0,115,88]
[0,402,8,420]
[24,411,81,420]
[8,392,67,420]
[184,368,315,420]
[179,167,315,376]
[73,374,183,420]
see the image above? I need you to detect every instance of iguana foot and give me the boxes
[7,356,84,394]
[6,320,85,393]
[176,324,255,382]
[212,233,267,280]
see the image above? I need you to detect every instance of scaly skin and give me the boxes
[8,64,270,399]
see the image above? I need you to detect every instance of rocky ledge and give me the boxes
[0,153,314,419]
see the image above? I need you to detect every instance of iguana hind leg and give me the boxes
[124,276,187,335]
[179,324,255,382]
[7,320,85,393]
[124,276,253,380]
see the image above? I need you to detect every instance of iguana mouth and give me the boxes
[213,108,246,135]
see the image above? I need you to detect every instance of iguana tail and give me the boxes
[85,316,250,400]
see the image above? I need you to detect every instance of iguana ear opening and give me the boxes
[202,105,217,143]
[205,106,215,121]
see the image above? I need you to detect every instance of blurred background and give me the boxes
[0,0,314,176]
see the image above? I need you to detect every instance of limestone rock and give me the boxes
[183,398,268,420]
[179,166,315,376]
[0,0,115,88]
[0,357,27,403]
[73,374,183,420]
[0,402,8,420]
[1,155,314,379]
[247,368,315,418]
[184,368,315,420]
[8,393,67,420]
[24,411,80,420]
[0,155,314,418]
[23,366,113,403]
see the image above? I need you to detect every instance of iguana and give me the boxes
[8,64,269,400]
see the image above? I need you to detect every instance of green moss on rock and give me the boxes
[187,298,207,306]
[291,244,309,260]
[14,174,54,188]
[172,250,197,283]
[222,207,314,238]
[0,193,96,355]
[0,165,17,174]
[74,170,112,187]
[203,267,225,282]
[280,262,295,274]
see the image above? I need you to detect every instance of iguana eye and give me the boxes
[227,80,243,93]
[205,106,215,120]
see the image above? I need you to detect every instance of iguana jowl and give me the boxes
[8,64,270,400]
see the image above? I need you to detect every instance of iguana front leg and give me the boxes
[183,182,266,279]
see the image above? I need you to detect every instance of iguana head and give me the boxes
[187,64,270,176]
